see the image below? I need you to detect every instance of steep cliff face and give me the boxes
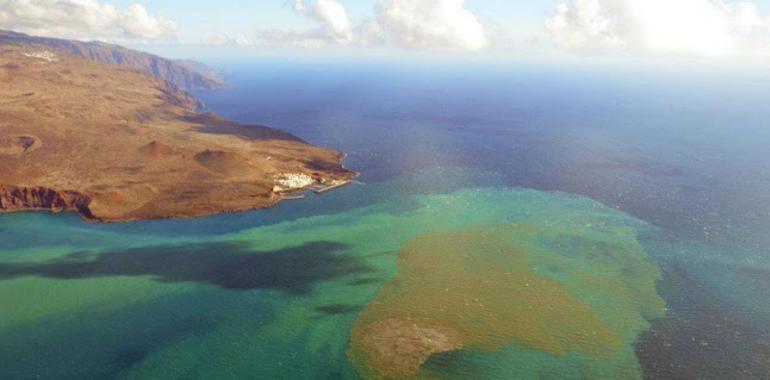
[0,30,226,91]
[0,186,93,218]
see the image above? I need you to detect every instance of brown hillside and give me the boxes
[0,42,355,222]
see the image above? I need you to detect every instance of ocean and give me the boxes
[1,60,769,379]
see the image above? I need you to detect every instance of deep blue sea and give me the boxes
[1,60,769,379]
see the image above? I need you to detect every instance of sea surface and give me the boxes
[1,60,770,379]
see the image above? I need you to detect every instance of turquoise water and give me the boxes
[2,63,770,379]
[0,171,663,379]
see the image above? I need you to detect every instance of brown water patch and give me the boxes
[355,319,464,377]
[348,225,623,379]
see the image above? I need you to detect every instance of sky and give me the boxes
[3,0,770,63]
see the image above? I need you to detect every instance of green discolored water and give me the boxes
[0,176,665,379]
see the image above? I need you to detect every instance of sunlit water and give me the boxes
[1,61,769,379]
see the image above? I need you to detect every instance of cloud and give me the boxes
[312,0,355,43]
[545,0,770,56]
[259,0,354,47]
[262,0,488,51]
[376,0,488,50]
[0,0,176,41]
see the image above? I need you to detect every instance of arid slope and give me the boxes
[0,44,355,222]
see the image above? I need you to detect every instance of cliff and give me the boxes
[0,29,226,91]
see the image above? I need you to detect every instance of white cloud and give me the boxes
[313,0,355,43]
[259,0,353,47]
[263,0,488,51]
[376,0,488,50]
[0,0,176,41]
[545,0,770,56]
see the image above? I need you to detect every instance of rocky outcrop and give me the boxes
[0,185,93,218]
[0,29,226,91]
